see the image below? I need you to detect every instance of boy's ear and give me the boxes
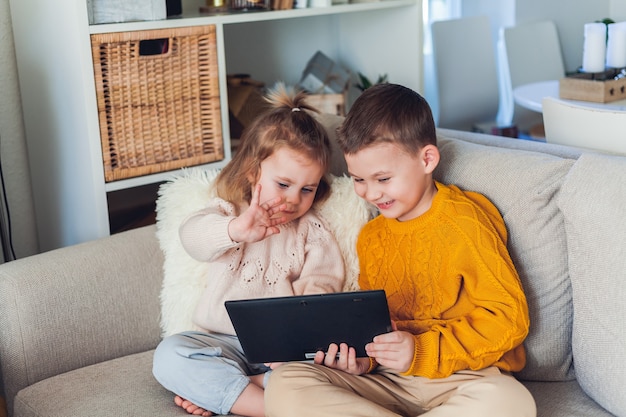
[421,144,440,174]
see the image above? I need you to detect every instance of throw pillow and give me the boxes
[557,153,626,417]
[155,168,376,337]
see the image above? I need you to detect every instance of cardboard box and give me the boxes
[304,92,346,116]
[271,0,294,9]
[298,51,351,95]
[560,70,626,103]
[227,75,269,139]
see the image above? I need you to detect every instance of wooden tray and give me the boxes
[560,69,626,103]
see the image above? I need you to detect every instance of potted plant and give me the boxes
[355,72,388,91]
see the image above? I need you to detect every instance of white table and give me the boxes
[513,79,626,112]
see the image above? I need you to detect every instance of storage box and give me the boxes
[91,26,224,182]
[87,0,166,24]
[304,92,346,116]
[298,51,351,95]
[227,75,269,140]
[559,70,626,103]
[271,0,294,10]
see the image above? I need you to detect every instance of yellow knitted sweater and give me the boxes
[357,182,529,378]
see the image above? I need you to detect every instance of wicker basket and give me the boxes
[91,26,223,182]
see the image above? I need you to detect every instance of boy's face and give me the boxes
[254,147,324,224]
[345,142,439,222]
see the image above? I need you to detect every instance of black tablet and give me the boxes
[225,290,392,363]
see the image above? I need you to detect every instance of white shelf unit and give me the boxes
[9,0,423,252]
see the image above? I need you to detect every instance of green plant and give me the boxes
[596,17,615,25]
[596,18,615,43]
[355,72,388,91]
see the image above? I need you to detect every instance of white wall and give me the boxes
[462,0,515,47]
[514,0,612,73]
[610,0,626,21]
[0,0,39,261]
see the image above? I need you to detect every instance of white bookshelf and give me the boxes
[9,0,423,251]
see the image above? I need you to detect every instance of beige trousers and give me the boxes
[265,363,536,417]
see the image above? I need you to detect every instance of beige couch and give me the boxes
[1,117,625,417]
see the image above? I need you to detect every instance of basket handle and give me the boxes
[138,38,173,58]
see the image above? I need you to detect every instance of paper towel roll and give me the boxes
[582,22,607,73]
[606,22,626,69]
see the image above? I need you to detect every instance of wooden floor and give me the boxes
[1,396,7,417]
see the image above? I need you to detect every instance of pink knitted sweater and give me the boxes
[179,197,346,335]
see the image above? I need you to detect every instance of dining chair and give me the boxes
[430,16,502,133]
[499,20,566,136]
[542,97,626,155]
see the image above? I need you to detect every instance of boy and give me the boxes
[264,83,536,417]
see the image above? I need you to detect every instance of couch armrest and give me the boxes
[0,225,163,413]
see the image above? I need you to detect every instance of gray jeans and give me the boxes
[153,331,270,415]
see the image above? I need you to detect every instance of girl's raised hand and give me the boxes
[228,184,287,243]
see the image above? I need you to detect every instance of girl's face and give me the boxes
[345,142,438,222]
[254,147,324,223]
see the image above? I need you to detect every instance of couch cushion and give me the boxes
[437,128,583,160]
[435,135,576,381]
[13,352,611,417]
[13,351,181,417]
[0,226,163,416]
[557,153,626,417]
[155,169,376,337]
[522,380,615,417]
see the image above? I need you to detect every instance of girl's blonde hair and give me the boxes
[215,83,332,208]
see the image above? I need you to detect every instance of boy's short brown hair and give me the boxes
[337,83,436,156]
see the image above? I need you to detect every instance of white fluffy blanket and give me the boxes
[155,168,377,337]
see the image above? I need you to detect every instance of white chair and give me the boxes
[431,16,501,132]
[542,97,626,155]
[499,20,566,134]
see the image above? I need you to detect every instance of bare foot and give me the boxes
[174,395,213,416]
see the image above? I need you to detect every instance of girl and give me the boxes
[152,84,345,417]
